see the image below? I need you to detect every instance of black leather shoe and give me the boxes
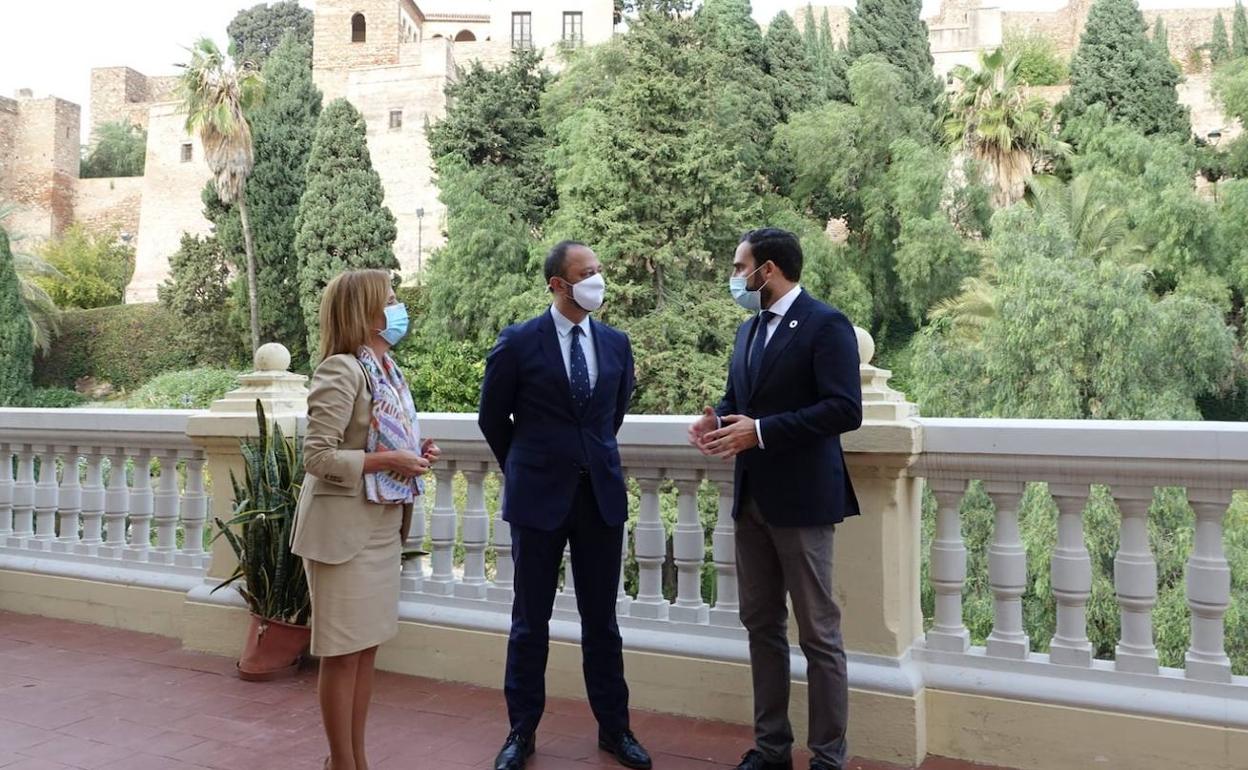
[493,731,535,770]
[598,729,653,769]
[735,749,794,770]
[810,761,840,770]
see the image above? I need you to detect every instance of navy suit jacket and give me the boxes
[478,309,635,531]
[716,290,862,527]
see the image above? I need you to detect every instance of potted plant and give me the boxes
[212,401,311,681]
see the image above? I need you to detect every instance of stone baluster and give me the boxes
[455,465,489,599]
[1185,488,1233,683]
[926,478,970,652]
[0,444,14,538]
[425,464,457,595]
[10,448,35,543]
[487,482,514,604]
[707,470,739,627]
[1112,485,1159,674]
[125,451,154,559]
[984,481,1029,659]
[32,448,59,545]
[555,543,578,611]
[100,451,130,558]
[629,472,669,620]
[1048,483,1093,666]
[78,451,106,553]
[149,451,181,563]
[670,472,708,624]
[177,457,208,566]
[616,515,632,615]
[53,448,83,551]
[401,489,428,596]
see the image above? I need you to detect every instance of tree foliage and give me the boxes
[847,0,942,109]
[210,36,321,366]
[1213,13,1233,65]
[1234,1,1248,60]
[1003,32,1069,86]
[1064,0,1189,138]
[228,0,313,65]
[34,225,134,309]
[158,234,244,367]
[79,122,146,178]
[295,98,398,358]
[0,229,33,406]
[765,12,822,121]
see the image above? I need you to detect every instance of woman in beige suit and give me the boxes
[292,269,439,770]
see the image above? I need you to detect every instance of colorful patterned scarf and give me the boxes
[356,346,423,504]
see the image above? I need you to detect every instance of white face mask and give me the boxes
[564,272,606,312]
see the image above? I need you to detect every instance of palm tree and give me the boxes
[0,204,60,354]
[1025,174,1146,264]
[177,38,264,352]
[943,48,1070,208]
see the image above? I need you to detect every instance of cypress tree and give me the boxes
[1066,0,1189,137]
[766,12,822,119]
[847,0,942,108]
[0,229,34,405]
[1233,1,1248,59]
[295,98,399,358]
[1152,17,1169,58]
[1212,13,1231,65]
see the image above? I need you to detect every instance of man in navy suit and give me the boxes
[479,241,651,770]
[690,228,863,770]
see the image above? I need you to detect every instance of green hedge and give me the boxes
[21,387,88,408]
[33,303,196,391]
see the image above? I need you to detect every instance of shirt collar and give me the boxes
[550,305,591,338]
[764,285,802,319]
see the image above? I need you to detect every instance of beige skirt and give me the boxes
[304,504,402,657]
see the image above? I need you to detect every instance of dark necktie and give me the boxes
[569,325,592,410]
[748,310,776,388]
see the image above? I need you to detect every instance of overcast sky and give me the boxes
[1,0,1233,143]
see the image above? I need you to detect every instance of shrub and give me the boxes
[1004,32,1069,86]
[158,234,245,368]
[22,387,88,408]
[391,338,486,413]
[126,369,241,410]
[33,303,196,391]
[0,228,33,405]
[34,225,134,309]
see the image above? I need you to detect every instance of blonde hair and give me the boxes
[318,269,393,362]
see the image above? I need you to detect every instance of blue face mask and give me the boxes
[729,264,769,312]
[378,303,409,346]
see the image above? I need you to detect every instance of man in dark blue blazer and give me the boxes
[479,241,651,770]
[690,228,863,770]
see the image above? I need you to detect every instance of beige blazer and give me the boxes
[291,353,410,564]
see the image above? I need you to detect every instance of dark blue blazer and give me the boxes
[716,290,862,527]
[478,309,635,531]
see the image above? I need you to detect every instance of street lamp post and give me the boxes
[416,207,424,284]
[1207,130,1223,203]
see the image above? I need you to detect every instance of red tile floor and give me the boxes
[0,612,1009,770]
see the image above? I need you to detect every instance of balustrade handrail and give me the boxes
[0,407,201,451]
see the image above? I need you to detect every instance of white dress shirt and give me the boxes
[742,285,802,449]
[550,305,598,389]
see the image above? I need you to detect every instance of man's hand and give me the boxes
[688,406,719,454]
[421,439,442,467]
[702,414,759,459]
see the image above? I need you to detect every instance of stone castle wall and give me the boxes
[0,94,80,242]
[89,68,180,132]
[73,177,143,238]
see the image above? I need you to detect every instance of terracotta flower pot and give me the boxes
[237,613,310,681]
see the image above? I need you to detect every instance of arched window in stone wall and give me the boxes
[352,13,367,43]
[454,30,477,42]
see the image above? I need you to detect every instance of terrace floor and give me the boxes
[0,612,1010,770]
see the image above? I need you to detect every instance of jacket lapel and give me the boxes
[538,311,576,413]
[750,291,811,402]
[732,319,753,404]
[587,318,615,408]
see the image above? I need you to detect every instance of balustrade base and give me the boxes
[486,585,514,604]
[986,635,1029,660]
[628,601,669,621]
[668,603,709,625]
[1048,641,1093,667]
[1114,648,1160,675]
[421,580,456,597]
[1185,654,1233,683]
[708,607,740,627]
[454,581,489,600]
[925,629,971,653]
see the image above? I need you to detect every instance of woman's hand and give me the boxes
[421,439,442,467]
[388,449,431,478]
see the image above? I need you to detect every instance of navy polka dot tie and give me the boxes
[570,325,592,410]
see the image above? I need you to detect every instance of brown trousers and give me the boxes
[736,494,848,769]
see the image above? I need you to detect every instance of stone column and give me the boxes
[182,343,308,655]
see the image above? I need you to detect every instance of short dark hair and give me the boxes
[740,228,803,281]
[544,240,587,284]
